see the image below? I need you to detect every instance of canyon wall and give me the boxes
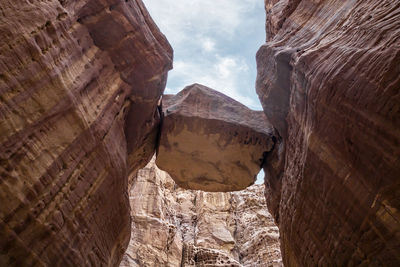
[0,0,275,262]
[257,0,400,265]
[120,158,282,267]
[0,0,172,265]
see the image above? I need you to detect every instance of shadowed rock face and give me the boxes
[257,0,400,265]
[0,0,171,265]
[156,84,276,192]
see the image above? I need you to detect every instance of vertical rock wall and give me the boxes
[120,158,282,267]
[0,0,172,265]
[257,0,400,265]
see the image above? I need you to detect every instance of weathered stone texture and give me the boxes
[156,84,276,192]
[0,0,171,265]
[257,0,400,265]
[120,159,282,267]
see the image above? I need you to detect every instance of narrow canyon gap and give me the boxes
[0,0,399,266]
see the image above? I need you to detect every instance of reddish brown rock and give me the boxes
[0,0,171,265]
[156,84,276,192]
[257,0,400,265]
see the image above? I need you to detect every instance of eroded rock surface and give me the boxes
[156,84,276,192]
[0,0,171,265]
[120,158,282,267]
[257,0,400,265]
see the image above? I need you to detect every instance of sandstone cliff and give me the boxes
[0,0,275,261]
[0,0,172,265]
[2,0,399,265]
[120,158,282,267]
[257,0,400,265]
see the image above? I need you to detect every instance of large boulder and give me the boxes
[156,84,276,192]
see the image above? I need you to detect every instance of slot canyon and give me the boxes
[0,0,399,266]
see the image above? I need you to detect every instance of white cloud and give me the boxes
[201,37,216,52]
[215,56,248,78]
[143,0,265,110]
[216,57,235,78]
[166,55,258,108]
[143,0,261,48]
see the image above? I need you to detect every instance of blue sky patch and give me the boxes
[143,0,266,184]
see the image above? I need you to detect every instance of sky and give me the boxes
[143,0,267,184]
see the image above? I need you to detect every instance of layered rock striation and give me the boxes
[3,0,398,265]
[120,158,282,267]
[0,0,171,265]
[0,1,274,261]
[157,84,276,192]
[257,0,400,265]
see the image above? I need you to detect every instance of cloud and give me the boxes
[167,55,258,108]
[215,56,249,78]
[143,0,265,110]
[201,37,216,52]
[144,0,260,46]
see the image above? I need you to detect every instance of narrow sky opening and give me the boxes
[143,0,267,185]
[255,169,265,184]
[143,0,266,111]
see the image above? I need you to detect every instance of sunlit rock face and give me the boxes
[120,158,282,267]
[156,84,276,192]
[0,0,171,265]
[257,0,400,265]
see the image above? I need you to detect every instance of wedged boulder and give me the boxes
[156,84,276,192]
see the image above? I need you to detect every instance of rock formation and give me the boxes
[0,0,171,265]
[257,0,400,265]
[120,158,282,267]
[157,84,276,192]
[1,0,275,261]
[2,0,399,265]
